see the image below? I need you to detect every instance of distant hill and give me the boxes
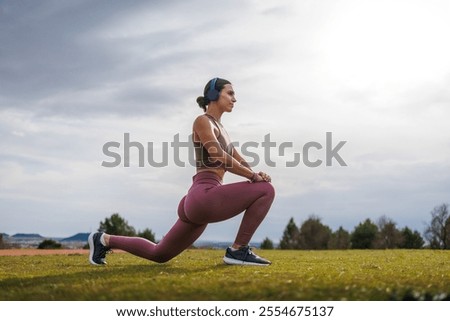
[12,233,43,238]
[1,233,9,237]
[61,233,89,242]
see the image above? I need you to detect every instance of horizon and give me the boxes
[1,211,432,242]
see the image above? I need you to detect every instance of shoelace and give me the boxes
[97,246,112,260]
[239,246,254,259]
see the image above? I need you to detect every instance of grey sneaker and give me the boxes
[88,232,110,265]
[223,246,271,266]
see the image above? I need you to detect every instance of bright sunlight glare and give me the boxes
[317,1,450,90]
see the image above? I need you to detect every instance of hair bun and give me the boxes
[196,96,209,111]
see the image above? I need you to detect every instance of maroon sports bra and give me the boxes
[194,114,233,169]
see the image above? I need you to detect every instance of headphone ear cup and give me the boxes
[206,88,220,101]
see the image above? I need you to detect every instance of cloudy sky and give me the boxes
[1,0,449,243]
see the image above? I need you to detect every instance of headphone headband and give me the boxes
[206,77,220,101]
[210,77,217,92]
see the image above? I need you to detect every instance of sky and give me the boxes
[1,0,449,243]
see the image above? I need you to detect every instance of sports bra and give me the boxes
[194,114,233,169]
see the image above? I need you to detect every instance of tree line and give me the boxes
[260,203,450,250]
[3,203,446,251]
[94,205,449,250]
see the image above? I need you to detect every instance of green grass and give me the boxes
[0,250,448,300]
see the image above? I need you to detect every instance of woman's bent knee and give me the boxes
[260,182,275,200]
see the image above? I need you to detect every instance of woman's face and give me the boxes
[218,84,237,112]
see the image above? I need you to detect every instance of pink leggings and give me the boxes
[109,171,275,263]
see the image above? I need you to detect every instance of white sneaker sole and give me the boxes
[223,255,270,266]
[88,232,104,266]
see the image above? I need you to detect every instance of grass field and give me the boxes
[0,249,448,301]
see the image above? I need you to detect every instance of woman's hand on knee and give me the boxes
[259,172,271,182]
[252,171,271,183]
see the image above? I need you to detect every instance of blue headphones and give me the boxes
[206,77,220,101]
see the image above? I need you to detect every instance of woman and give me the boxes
[89,77,275,266]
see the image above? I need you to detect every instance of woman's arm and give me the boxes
[194,116,261,181]
[232,146,271,182]
[232,147,252,169]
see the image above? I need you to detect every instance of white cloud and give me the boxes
[1,0,449,242]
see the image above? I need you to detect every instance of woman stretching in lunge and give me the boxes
[89,78,275,266]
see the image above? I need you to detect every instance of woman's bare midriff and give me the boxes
[196,167,226,180]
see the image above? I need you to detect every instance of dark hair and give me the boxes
[196,78,231,112]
